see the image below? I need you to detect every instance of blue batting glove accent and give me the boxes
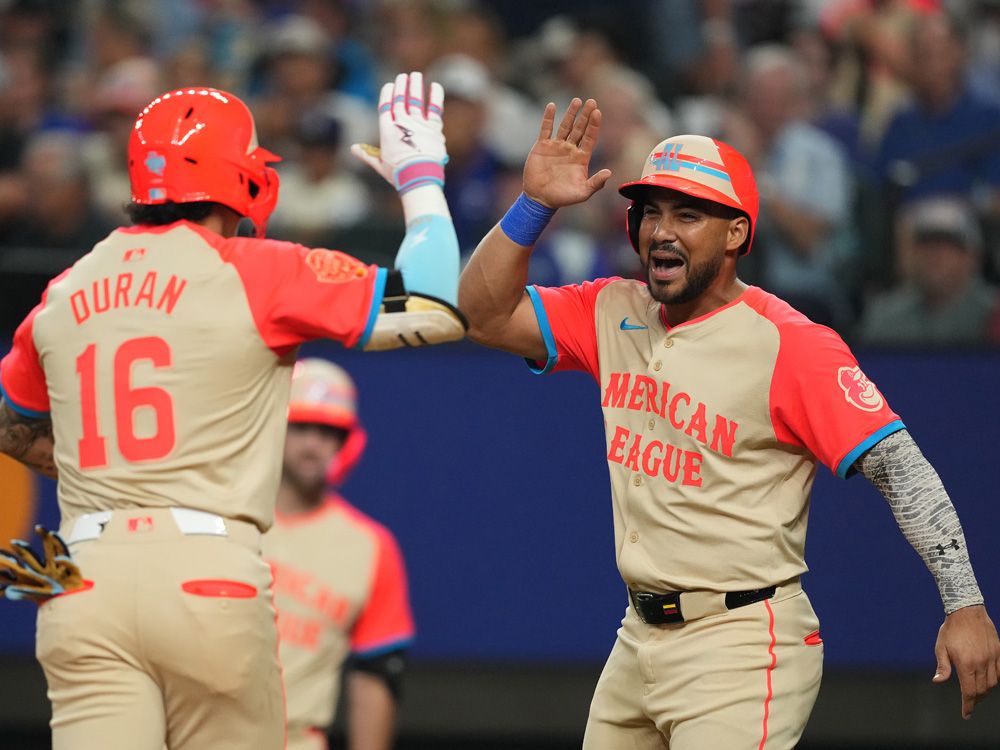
[396,214,459,305]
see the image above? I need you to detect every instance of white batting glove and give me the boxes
[351,72,447,195]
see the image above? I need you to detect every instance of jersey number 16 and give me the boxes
[76,336,176,470]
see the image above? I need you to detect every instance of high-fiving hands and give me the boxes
[351,72,447,195]
[523,98,613,210]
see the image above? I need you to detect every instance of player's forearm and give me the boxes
[856,429,983,614]
[0,400,57,479]
[458,224,534,345]
[347,671,397,750]
[395,185,460,305]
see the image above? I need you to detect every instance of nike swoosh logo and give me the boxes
[619,317,648,331]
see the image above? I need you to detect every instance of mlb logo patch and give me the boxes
[127,516,155,533]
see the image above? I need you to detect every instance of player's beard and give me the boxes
[645,242,724,306]
[281,455,328,501]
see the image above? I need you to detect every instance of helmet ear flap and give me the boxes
[626,201,642,253]
[246,165,280,237]
[325,425,367,487]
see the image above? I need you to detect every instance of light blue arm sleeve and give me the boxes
[395,214,459,305]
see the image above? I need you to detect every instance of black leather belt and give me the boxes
[629,585,778,625]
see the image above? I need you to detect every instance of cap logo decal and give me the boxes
[144,152,166,176]
[650,143,731,184]
[643,138,741,204]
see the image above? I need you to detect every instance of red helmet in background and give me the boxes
[618,134,759,255]
[287,358,367,487]
[127,88,281,237]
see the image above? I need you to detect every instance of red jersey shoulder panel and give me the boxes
[530,276,625,378]
[0,268,73,415]
[187,225,381,354]
[332,498,416,655]
[743,287,902,475]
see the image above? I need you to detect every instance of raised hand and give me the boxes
[351,72,447,194]
[523,98,612,210]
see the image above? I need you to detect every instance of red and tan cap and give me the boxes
[288,358,358,430]
[287,358,367,486]
[619,134,759,253]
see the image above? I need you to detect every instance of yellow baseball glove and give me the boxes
[0,525,84,603]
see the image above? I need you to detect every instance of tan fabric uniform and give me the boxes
[264,497,414,750]
[40,509,282,750]
[583,584,822,749]
[1,221,382,749]
[530,281,903,749]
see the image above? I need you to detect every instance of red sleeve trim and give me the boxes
[344,506,415,653]
[0,268,72,415]
[222,237,381,353]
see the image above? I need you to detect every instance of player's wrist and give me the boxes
[399,183,450,222]
[499,192,556,248]
[393,157,447,195]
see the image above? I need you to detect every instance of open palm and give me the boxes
[524,98,612,210]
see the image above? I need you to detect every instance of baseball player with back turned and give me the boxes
[264,358,414,750]
[457,98,1000,748]
[0,73,462,750]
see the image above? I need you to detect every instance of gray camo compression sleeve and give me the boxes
[855,429,983,615]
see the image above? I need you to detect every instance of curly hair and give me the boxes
[124,201,217,226]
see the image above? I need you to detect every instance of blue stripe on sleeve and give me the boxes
[354,267,388,350]
[0,378,49,419]
[836,419,906,479]
[352,636,414,659]
[524,285,558,375]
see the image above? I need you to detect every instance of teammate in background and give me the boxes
[458,98,1000,748]
[0,74,461,750]
[265,358,414,750]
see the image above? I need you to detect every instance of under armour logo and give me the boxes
[935,539,960,556]
[395,124,416,149]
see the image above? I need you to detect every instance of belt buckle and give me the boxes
[632,590,685,625]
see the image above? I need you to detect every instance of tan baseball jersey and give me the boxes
[526,280,904,592]
[526,279,901,748]
[0,220,388,531]
[263,494,415,741]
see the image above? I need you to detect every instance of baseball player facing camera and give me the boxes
[458,98,1000,748]
[0,73,459,749]
[264,359,414,750]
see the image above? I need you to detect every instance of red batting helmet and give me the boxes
[128,88,281,237]
[618,134,758,255]
[287,358,367,487]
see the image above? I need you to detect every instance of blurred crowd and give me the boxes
[1,0,999,347]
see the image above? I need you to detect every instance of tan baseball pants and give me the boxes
[583,583,823,749]
[36,508,286,750]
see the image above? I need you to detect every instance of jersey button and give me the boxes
[647,419,655,430]
[629,531,639,543]
[652,360,662,371]
[632,475,642,487]
[663,339,674,348]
